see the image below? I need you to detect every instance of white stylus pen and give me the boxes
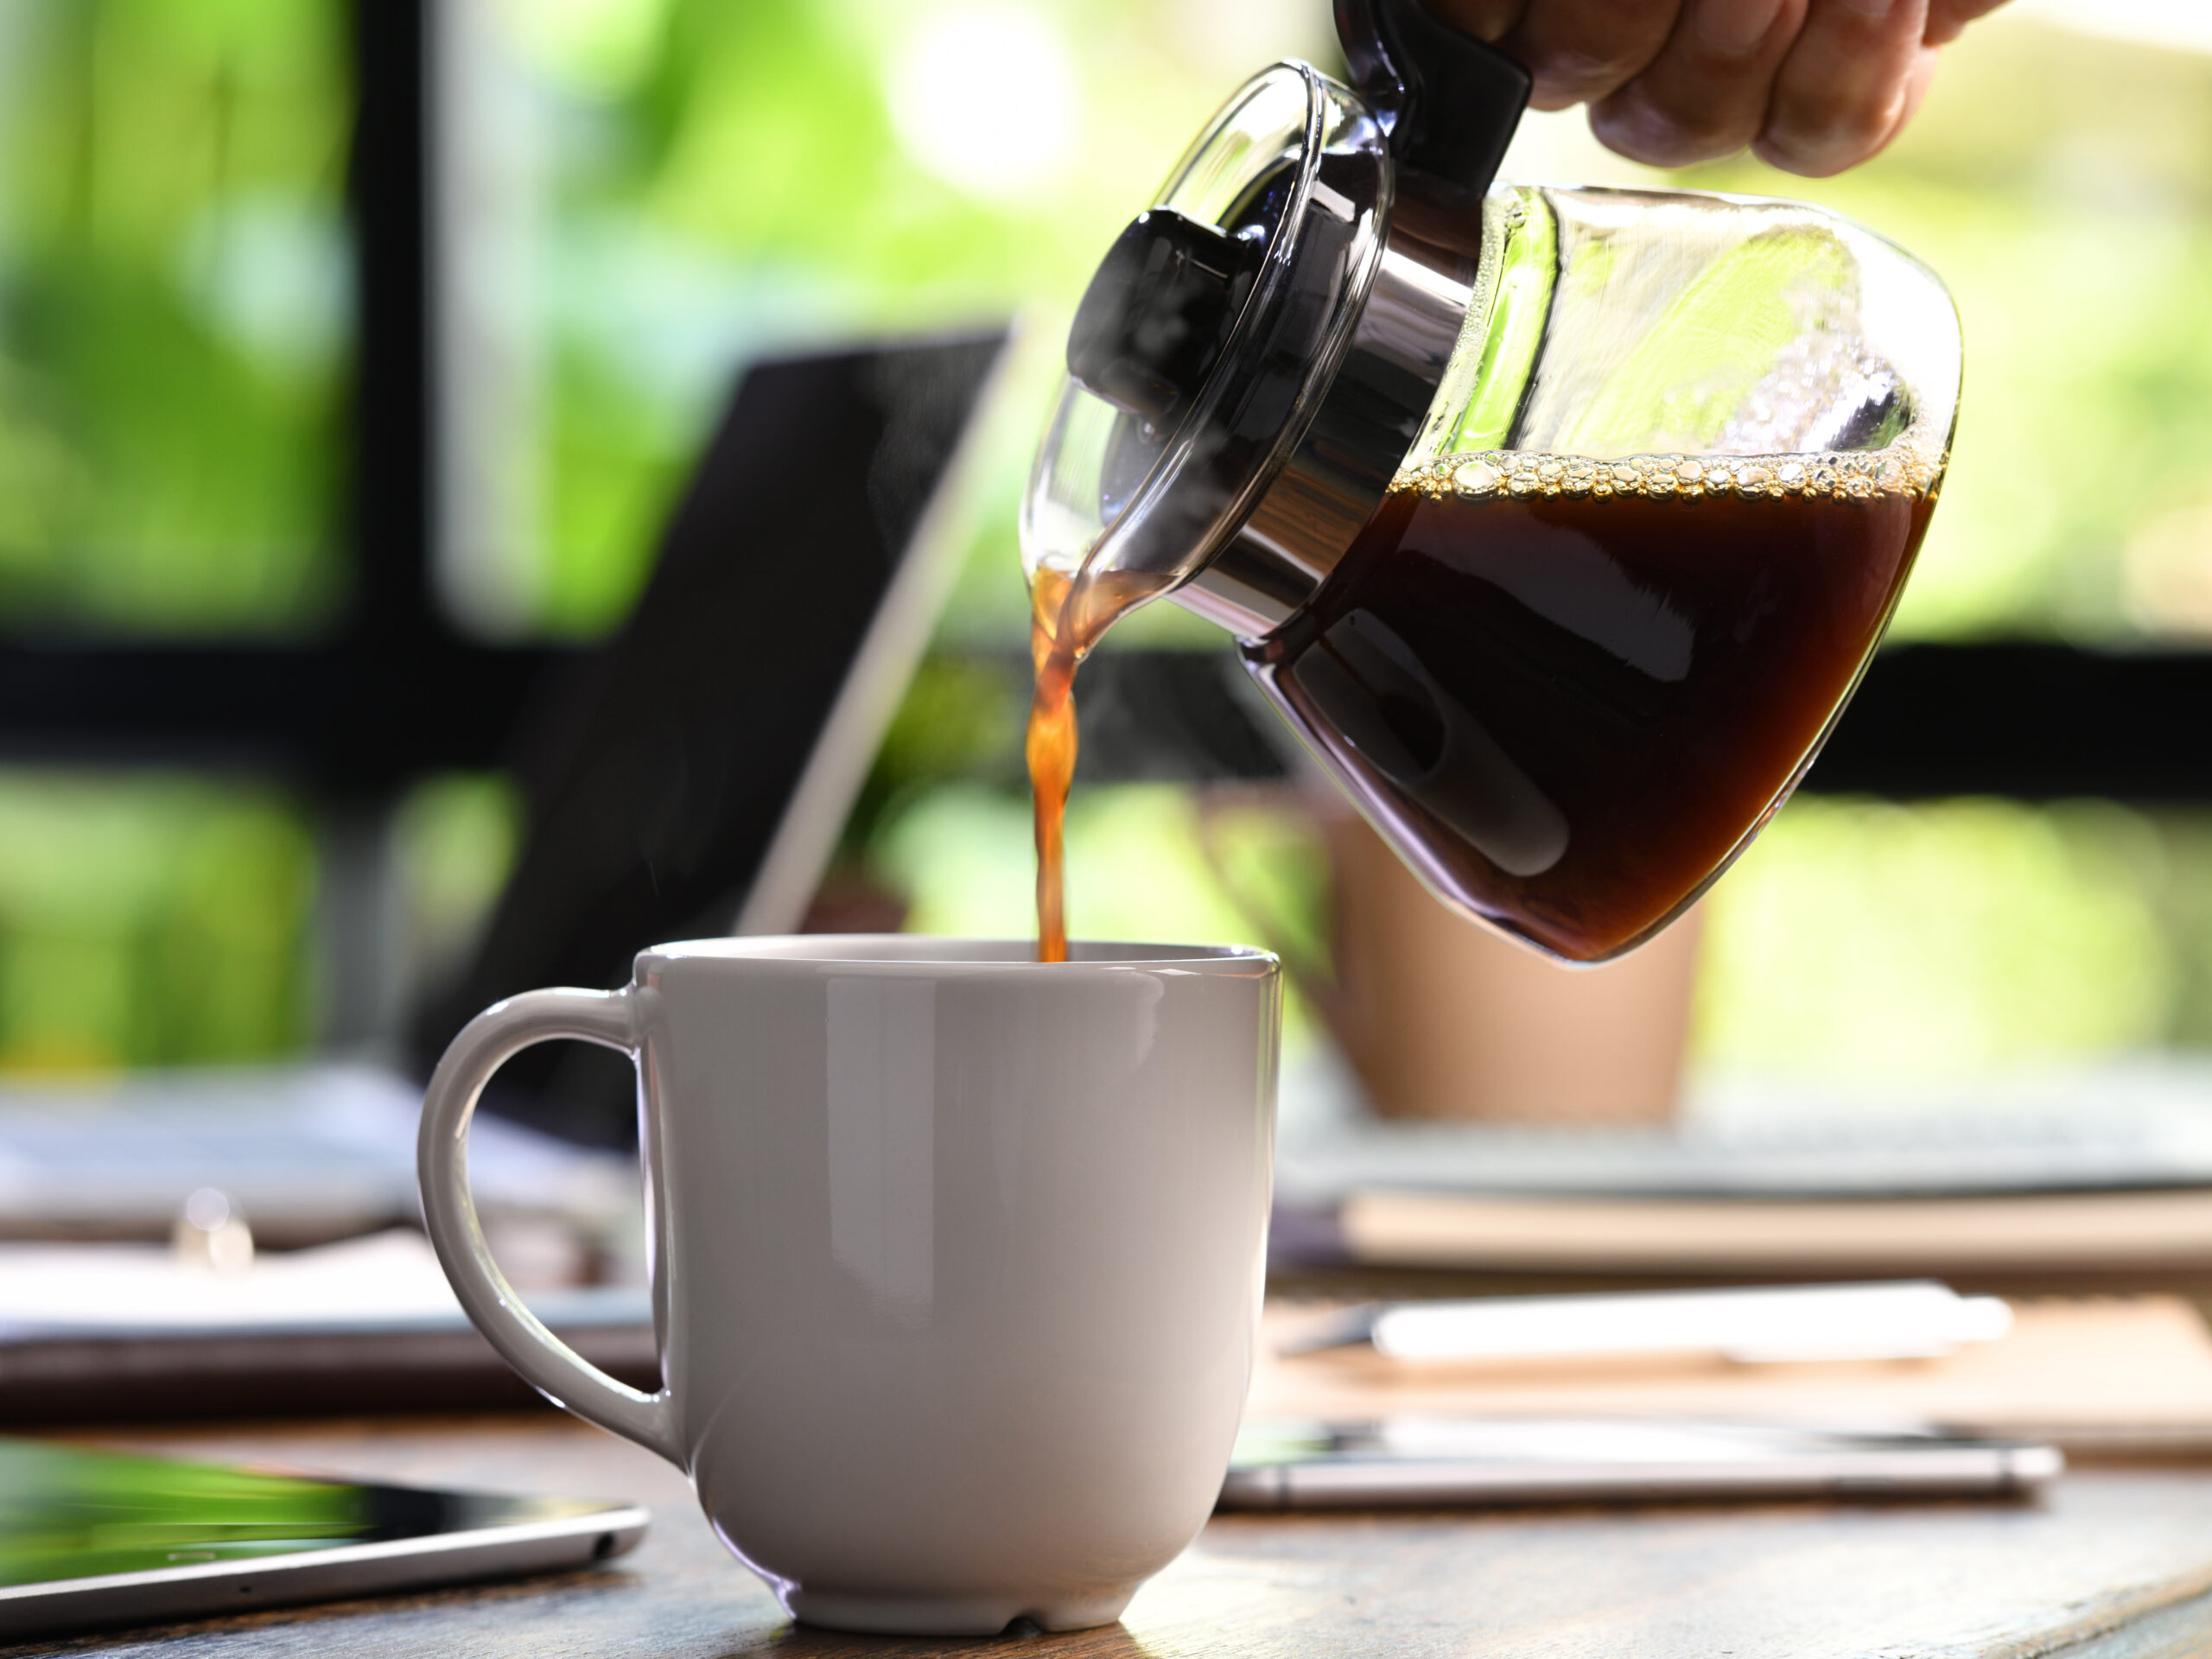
[1281,1281,2014,1364]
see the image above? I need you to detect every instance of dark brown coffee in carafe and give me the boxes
[1243,449,1937,963]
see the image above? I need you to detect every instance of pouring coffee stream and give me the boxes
[1027,563,1173,964]
[1024,0,1960,964]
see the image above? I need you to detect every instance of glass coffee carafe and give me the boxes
[1024,0,1961,964]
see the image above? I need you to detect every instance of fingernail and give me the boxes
[1691,0,1786,54]
[1833,0,1903,18]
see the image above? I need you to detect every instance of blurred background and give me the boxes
[2,0,2210,1106]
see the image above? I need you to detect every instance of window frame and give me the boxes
[0,0,570,804]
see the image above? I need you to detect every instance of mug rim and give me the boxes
[637,936,1277,972]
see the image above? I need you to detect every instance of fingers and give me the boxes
[1923,0,2011,45]
[1589,0,1808,167]
[1496,0,1688,111]
[1421,0,1993,175]
[1752,0,1932,175]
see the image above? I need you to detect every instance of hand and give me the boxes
[1425,0,2013,176]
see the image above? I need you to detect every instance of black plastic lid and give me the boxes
[1024,3,1529,624]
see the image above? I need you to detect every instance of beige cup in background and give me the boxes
[1325,810,1701,1123]
[418,937,1280,1637]
[1205,789,1700,1124]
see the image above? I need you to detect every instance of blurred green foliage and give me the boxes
[461,0,1330,635]
[1694,797,2212,1084]
[0,0,351,636]
[1697,797,2175,1081]
[390,771,522,1000]
[838,652,1021,865]
[0,770,315,1071]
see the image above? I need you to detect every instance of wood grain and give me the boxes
[16,1414,2212,1657]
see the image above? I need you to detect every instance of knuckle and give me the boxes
[1592,90,1754,165]
[1509,0,1680,101]
[1667,97,1760,153]
[1532,44,1649,104]
[1753,116,1877,175]
[1760,82,1904,170]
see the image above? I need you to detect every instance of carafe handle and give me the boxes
[1335,0,1530,207]
[416,987,684,1467]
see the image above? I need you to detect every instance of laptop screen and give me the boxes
[409,333,1008,1139]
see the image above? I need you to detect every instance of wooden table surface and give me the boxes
[18,1414,2212,1659]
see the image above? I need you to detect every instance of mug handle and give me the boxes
[416,987,683,1467]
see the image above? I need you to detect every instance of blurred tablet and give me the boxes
[1220,1416,2063,1510]
[0,1437,645,1643]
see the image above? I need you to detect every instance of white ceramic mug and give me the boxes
[417,937,1280,1636]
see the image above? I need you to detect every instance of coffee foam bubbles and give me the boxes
[1401,447,1945,505]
